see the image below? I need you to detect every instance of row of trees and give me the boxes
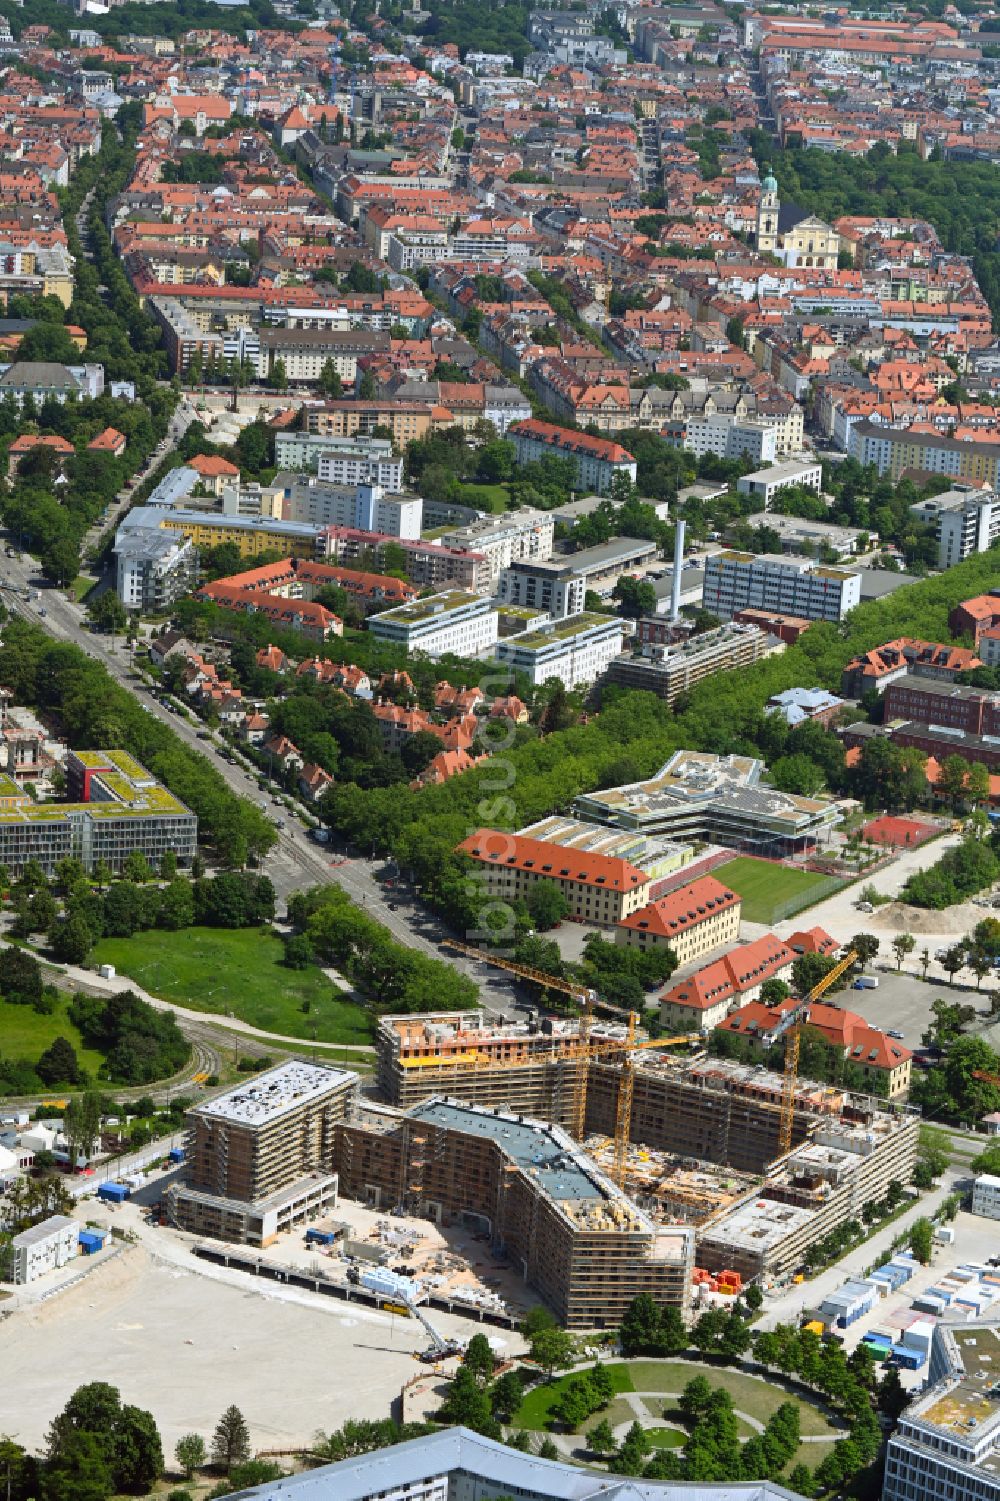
[0,619,276,868]
[0,1384,269,1501]
[288,883,478,1013]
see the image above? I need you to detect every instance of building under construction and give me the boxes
[374,1013,919,1281]
[376,1010,630,1123]
[166,1061,358,1245]
[334,1095,694,1330]
[696,1112,920,1280]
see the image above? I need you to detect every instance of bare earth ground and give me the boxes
[2,1242,480,1452]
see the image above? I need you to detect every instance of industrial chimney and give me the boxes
[669,519,686,623]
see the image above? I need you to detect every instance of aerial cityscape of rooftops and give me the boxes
[9,1,1000,1499]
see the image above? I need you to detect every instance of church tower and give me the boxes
[756,170,780,255]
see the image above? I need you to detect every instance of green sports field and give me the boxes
[712,857,842,925]
[90,927,374,1046]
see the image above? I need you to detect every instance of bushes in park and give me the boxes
[68,990,189,1085]
[288,884,478,1014]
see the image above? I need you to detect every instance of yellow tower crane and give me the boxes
[771,948,858,1157]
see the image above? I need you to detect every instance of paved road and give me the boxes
[0,552,520,1018]
[758,1166,966,1330]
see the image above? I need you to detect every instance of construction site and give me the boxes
[333,1097,694,1330]
[373,1000,920,1293]
[163,944,918,1328]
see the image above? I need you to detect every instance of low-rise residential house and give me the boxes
[298,763,334,803]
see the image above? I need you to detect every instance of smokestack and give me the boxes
[670,519,686,623]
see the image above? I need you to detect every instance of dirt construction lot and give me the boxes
[1,1243,492,1453]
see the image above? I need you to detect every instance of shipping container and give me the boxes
[97,1182,129,1203]
[168,1148,185,1164]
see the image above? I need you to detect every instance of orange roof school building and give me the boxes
[457,830,742,953]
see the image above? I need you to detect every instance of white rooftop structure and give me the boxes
[233,1427,805,1500]
[195,1062,354,1127]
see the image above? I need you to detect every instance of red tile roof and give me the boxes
[660,931,794,1012]
[784,926,838,956]
[618,875,739,936]
[509,417,635,465]
[718,999,912,1070]
[457,828,650,891]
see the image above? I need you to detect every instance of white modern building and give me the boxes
[682,413,778,466]
[267,480,422,539]
[367,590,499,659]
[703,552,861,622]
[5,1214,79,1285]
[910,485,1000,570]
[439,509,555,589]
[736,459,823,508]
[274,431,398,482]
[236,1427,804,1501]
[973,1172,1000,1220]
[496,559,586,619]
[885,1318,1000,1501]
[495,612,624,688]
[114,527,197,611]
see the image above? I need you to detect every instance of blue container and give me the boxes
[305,1229,336,1245]
[78,1230,105,1254]
[168,1148,185,1163]
[98,1182,128,1203]
[891,1345,925,1370]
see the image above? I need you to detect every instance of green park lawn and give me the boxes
[515,1361,838,1455]
[90,927,374,1046]
[617,1362,836,1436]
[712,857,841,925]
[514,1365,635,1430]
[458,482,512,513]
[0,995,107,1083]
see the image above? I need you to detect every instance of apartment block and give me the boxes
[910,485,1000,570]
[509,419,637,494]
[320,527,490,592]
[438,510,554,588]
[367,591,498,659]
[680,413,778,466]
[257,327,389,384]
[457,828,652,926]
[703,552,861,622]
[496,559,586,620]
[617,876,741,965]
[166,1061,358,1246]
[118,506,320,562]
[494,612,625,689]
[736,459,823,508]
[114,527,197,611]
[266,479,422,539]
[274,431,400,488]
[307,400,433,446]
[604,624,778,706]
[850,422,1000,489]
[334,1096,694,1329]
[882,675,1000,737]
